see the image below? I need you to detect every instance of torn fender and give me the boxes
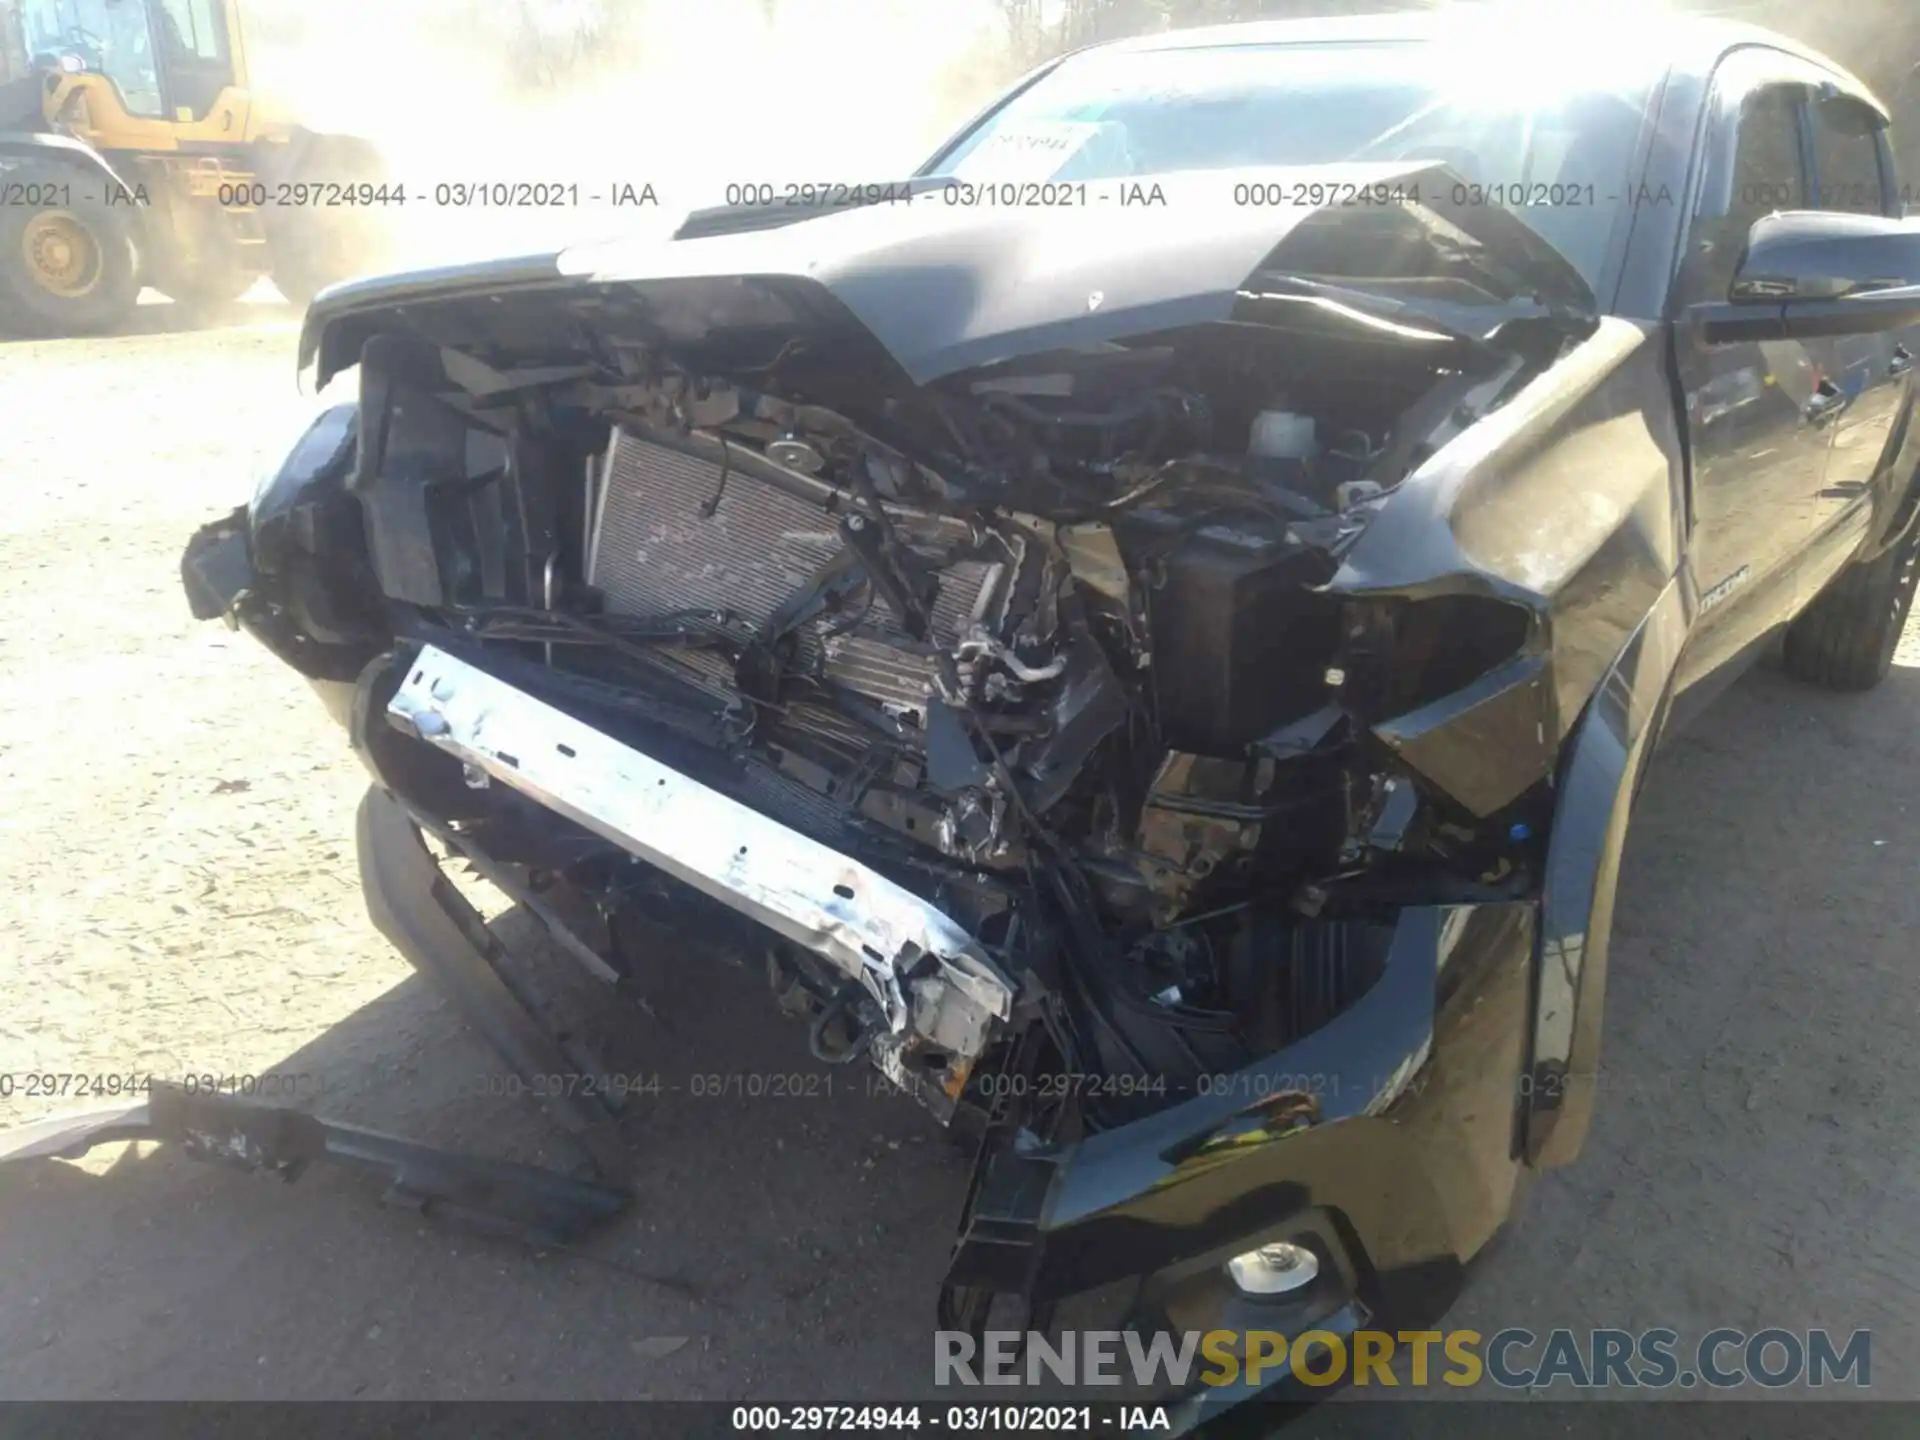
[1328,316,1684,817]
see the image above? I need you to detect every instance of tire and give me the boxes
[155,264,260,309]
[0,163,140,335]
[1782,521,1920,691]
[266,247,330,309]
[266,134,393,309]
[269,199,392,307]
[151,247,260,307]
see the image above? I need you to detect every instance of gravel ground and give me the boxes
[1,313,1917,1420]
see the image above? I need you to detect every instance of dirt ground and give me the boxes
[2,309,1918,1422]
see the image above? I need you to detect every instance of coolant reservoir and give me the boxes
[1248,409,1317,460]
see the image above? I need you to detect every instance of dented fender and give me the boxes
[1328,317,1683,818]
[1526,576,1689,1167]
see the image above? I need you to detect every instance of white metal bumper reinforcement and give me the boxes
[387,645,1017,1116]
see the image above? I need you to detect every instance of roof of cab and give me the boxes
[1079,10,1886,117]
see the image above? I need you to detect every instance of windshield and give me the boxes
[929,40,1659,289]
[20,0,161,117]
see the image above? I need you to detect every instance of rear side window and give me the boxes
[1808,96,1887,216]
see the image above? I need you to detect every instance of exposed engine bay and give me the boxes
[155,74,1813,1407]
[298,279,1572,1141]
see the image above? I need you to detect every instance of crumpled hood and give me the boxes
[300,160,1595,389]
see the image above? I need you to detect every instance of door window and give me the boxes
[19,0,163,117]
[155,0,232,120]
[1808,96,1887,216]
[155,0,227,62]
[1681,84,1808,304]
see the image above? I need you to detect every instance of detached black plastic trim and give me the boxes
[180,508,253,621]
[356,785,632,1181]
[0,1083,629,1246]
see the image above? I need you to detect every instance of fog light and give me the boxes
[1226,1241,1319,1297]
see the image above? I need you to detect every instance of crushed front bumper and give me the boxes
[166,519,1548,1429]
[357,645,1540,1424]
[384,644,1018,1120]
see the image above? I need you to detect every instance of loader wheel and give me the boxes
[155,262,259,310]
[267,134,393,308]
[269,199,391,307]
[0,171,139,335]
[1782,521,1920,691]
[266,245,335,309]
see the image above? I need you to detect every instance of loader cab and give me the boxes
[2,0,389,332]
[15,0,252,144]
[149,0,234,122]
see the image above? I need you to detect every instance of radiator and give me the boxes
[586,427,1004,713]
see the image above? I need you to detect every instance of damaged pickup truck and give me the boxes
[156,12,1920,1421]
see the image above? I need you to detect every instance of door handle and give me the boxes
[1805,380,1848,425]
[1892,345,1914,378]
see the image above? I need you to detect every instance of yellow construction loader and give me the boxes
[0,0,392,333]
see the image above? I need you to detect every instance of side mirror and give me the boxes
[1693,211,1920,343]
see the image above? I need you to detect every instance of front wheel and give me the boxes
[0,166,140,335]
[1782,522,1920,691]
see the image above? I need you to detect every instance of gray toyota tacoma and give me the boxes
[19,10,1920,1428]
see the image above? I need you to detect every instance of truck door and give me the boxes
[1670,57,1834,693]
[1801,88,1914,590]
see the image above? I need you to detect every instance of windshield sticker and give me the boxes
[953,121,1110,181]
